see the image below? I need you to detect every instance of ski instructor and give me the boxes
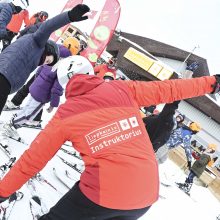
[0,4,90,115]
[0,55,219,220]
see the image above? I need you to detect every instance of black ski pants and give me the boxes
[39,182,150,220]
[1,30,17,51]
[11,74,43,121]
[0,74,11,115]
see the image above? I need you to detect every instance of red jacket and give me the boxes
[0,75,216,210]
[7,10,30,33]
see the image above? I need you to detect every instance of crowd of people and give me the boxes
[0,1,219,219]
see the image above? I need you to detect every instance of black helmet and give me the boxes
[176,113,185,122]
[39,11,49,21]
[45,40,60,66]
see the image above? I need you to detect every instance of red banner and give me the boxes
[81,0,121,66]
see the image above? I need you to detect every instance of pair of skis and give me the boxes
[0,192,23,220]
[26,178,48,220]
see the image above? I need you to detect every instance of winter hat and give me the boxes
[45,40,60,66]
[189,122,201,132]
[207,144,217,151]
[58,45,72,58]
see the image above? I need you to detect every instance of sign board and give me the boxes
[124,47,173,80]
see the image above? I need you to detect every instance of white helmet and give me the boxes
[12,0,29,9]
[57,55,94,86]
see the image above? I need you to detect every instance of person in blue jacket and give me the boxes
[0,4,90,116]
[0,0,29,40]
[166,122,202,168]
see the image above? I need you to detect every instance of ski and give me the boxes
[20,124,42,130]
[0,144,11,158]
[160,182,172,188]
[26,178,48,219]
[0,191,23,220]
[175,182,197,202]
[59,147,82,160]
[65,170,79,182]
[53,167,72,189]
[56,155,82,174]
[34,173,63,195]
[159,194,166,200]
[2,106,21,112]
[0,157,16,180]
[9,136,28,146]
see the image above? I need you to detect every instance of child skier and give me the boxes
[0,54,219,219]
[0,0,29,40]
[0,4,90,115]
[176,144,216,195]
[2,8,30,50]
[0,45,71,147]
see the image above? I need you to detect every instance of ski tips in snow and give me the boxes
[0,191,23,220]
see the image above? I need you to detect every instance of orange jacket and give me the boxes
[7,10,30,33]
[0,75,216,210]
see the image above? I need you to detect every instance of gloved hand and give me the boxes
[68,4,90,22]
[211,75,220,94]
[187,161,191,170]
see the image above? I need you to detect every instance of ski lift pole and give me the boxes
[177,45,200,74]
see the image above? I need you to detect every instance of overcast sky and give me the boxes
[29,0,220,75]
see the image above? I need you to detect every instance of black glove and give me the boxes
[211,75,220,94]
[68,4,90,22]
[187,161,191,170]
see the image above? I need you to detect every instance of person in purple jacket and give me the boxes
[0,4,90,116]
[1,45,71,144]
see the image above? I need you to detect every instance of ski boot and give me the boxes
[22,120,42,129]
[176,182,192,196]
[3,100,20,111]
[2,121,22,142]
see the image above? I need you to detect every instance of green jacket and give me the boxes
[191,154,211,177]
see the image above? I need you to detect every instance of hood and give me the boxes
[65,74,104,98]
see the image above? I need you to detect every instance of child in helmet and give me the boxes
[176,144,216,195]
[0,4,90,116]
[0,45,71,145]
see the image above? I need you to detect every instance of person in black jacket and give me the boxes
[143,100,180,153]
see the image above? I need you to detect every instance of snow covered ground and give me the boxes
[0,95,219,220]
